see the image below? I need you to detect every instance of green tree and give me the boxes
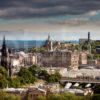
[47,72,61,83]
[28,65,38,76]
[0,77,8,88]
[18,68,36,84]
[29,47,47,53]
[0,66,7,78]
[0,67,8,88]
[38,70,49,80]
[8,77,21,88]
[29,65,43,76]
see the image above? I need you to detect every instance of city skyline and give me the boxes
[0,31,99,41]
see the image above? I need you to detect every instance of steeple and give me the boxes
[1,36,8,69]
[1,36,12,77]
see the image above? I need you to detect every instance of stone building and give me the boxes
[9,52,37,75]
[27,88,46,100]
[37,50,79,70]
[79,52,88,65]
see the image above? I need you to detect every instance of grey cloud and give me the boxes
[0,0,100,19]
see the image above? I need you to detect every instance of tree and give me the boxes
[38,70,49,80]
[0,66,8,88]
[0,77,8,88]
[54,72,61,79]
[28,65,42,77]
[0,66,7,78]
[9,77,21,88]
[28,65,38,76]
[18,68,36,84]
[29,47,47,53]
[47,72,61,83]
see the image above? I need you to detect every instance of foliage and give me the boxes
[38,93,100,100]
[29,47,47,53]
[92,94,100,100]
[0,65,60,89]
[28,65,40,76]
[18,67,36,84]
[0,67,8,88]
[37,95,46,100]
[93,54,100,60]
[29,65,49,80]
[0,91,21,100]
[47,72,61,83]
[8,77,21,88]
[93,85,100,94]
[38,93,85,100]
[0,66,7,78]
[0,77,8,88]
[38,70,49,80]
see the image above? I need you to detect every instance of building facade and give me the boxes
[37,50,79,70]
[79,52,88,65]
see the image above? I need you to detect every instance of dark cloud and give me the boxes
[0,0,100,19]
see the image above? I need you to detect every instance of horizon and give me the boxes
[0,31,99,41]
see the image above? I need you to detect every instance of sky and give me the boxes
[0,0,100,40]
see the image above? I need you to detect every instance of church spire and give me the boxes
[1,36,8,69]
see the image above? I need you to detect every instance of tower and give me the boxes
[1,36,8,69]
[47,34,53,51]
[87,32,93,60]
[1,36,12,77]
[88,32,90,43]
[87,32,91,54]
[44,34,53,51]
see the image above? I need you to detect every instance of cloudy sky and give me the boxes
[0,0,100,40]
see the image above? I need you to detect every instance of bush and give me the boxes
[92,94,100,100]
[18,68,36,85]
[0,66,7,78]
[47,72,61,83]
[0,77,8,88]
[37,95,46,100]
[8,77,21,88]
[0,91,21,100]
